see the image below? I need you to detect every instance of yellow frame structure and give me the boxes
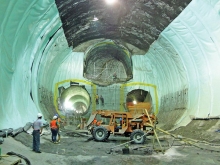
[53,79,97,118]
[54,80,158,118]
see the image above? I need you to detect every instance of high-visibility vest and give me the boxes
[96,121,101,126]
[93,119,97,125]
[50,120,58,129]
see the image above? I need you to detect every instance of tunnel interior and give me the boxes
[126,89,151,104]
[59,85,91,116]
[2,1,220,164]
[83,40,133,86]
[1,0,220,137]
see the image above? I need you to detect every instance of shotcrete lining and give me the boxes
[55,0,192,51]
[85,44,132,74]
[3,0,218,131]
[84,42,133,85]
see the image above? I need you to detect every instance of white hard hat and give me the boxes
[37,113,42,117]
[53,116,57,120]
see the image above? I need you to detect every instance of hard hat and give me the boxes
[55,114,59,117]
[37,113,42,117]
[53,116,57,120]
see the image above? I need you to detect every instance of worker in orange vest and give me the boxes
[96,120,102,126]
[55,114,62,143]
[93,118,97,125]
[50,116,59,144]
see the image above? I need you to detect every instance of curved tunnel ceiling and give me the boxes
[126,89,149,103]
[55,0,191,51]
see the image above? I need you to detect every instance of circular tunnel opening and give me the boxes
[83,40,133,86]
[126,89,152,108]
[59,85,91,116]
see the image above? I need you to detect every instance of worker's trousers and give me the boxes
[33,130,40,151]
[51,128,58,142]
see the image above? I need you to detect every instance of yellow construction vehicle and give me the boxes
[86,103,157,144]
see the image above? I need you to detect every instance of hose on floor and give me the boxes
[106,129,152,154]
[6,151,31,165]
[152,126,220,153]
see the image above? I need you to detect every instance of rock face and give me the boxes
[83,41,133,85]
[55,0,191,51]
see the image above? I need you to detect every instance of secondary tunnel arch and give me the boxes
[59,85,91,115]
[83,40,133,86]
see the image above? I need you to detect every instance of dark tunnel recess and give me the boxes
[83,40,133,86]
[55,0,192,51]
[59,85,91,115]
[126,89,152,108]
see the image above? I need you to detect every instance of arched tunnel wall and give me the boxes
[1,0,220,130]
[160,0,220,128]
[38,30,73,119]
[0,0,63,128]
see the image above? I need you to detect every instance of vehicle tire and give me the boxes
[106,131,111,139]
[93,126,109,142]
[130,129,146,144]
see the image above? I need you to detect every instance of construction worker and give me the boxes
[50,116,59,143]
[55,114,62,143]
[96,120,102,126]
[32,113,43,153]
[113,72,117,80]
[119,118,122,127]
[100,95,104,106]
[95,94,99,104]
[93,118,97,125]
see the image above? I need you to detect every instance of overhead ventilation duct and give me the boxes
[83,40,133,86]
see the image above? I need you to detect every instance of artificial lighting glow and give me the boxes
[133,100,137,104]
[92,15,99,21]
[64,101,73,110]
[105,0,117,5]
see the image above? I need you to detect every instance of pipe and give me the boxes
[192,117,220,120]
[0,128,13,137]
[7,151,31,165]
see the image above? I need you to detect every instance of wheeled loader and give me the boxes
[87,103,157,144]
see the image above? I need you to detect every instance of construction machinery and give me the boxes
[86,102,157,144]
